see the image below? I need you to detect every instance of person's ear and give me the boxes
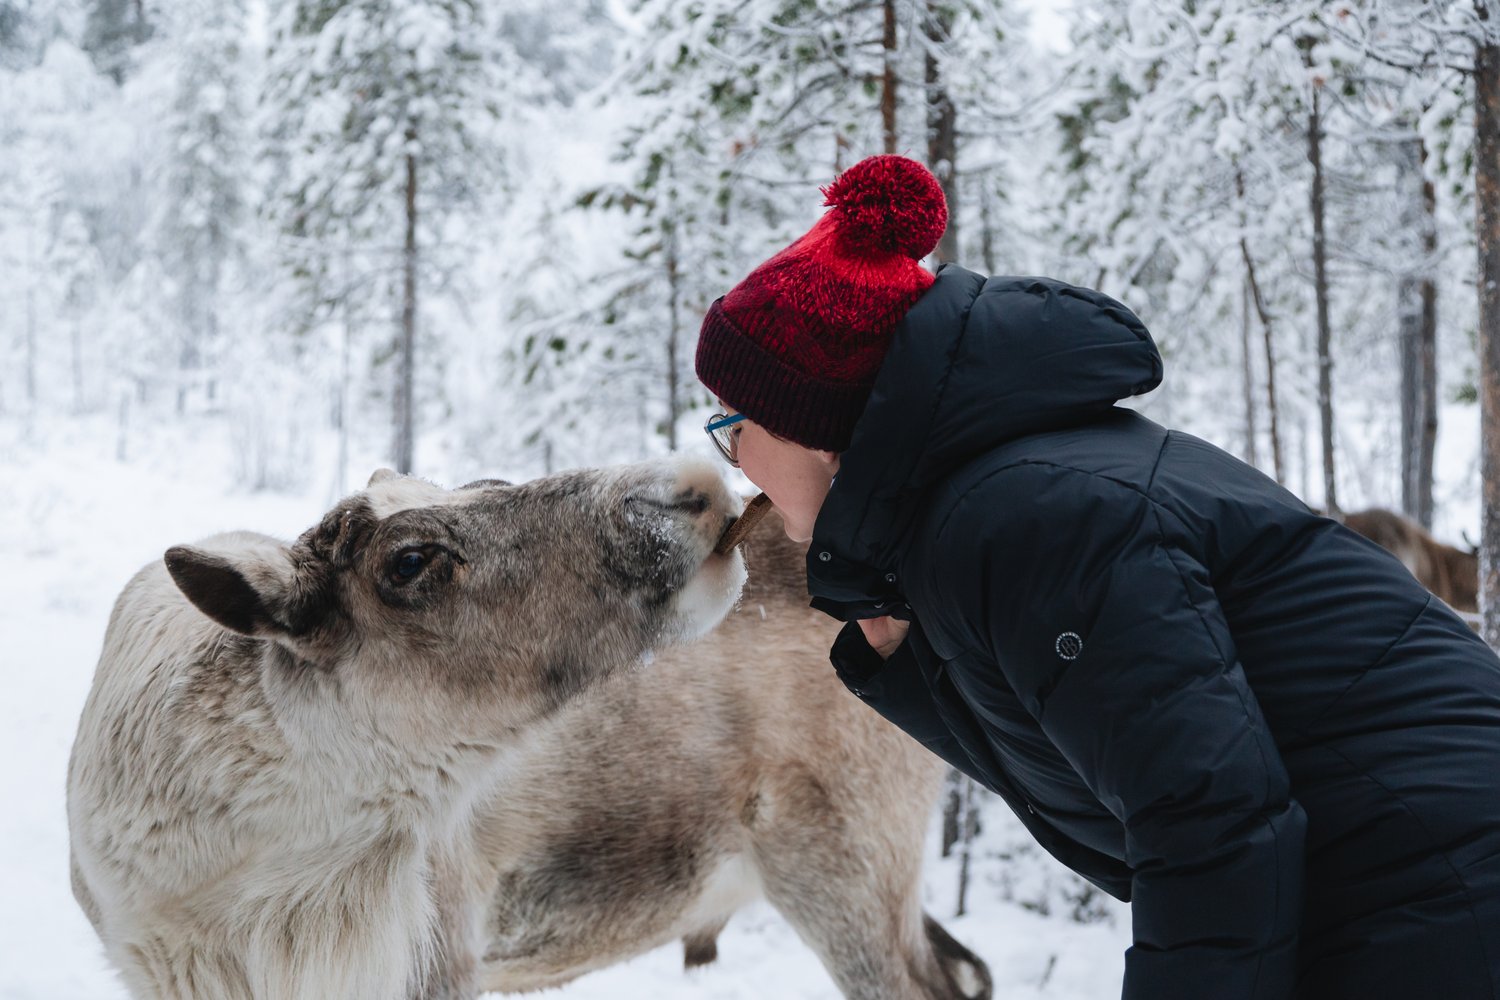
[815,449,841,471]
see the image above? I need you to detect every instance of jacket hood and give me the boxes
[807,264,1163,617]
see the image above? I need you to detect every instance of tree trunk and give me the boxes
[1262,300,1286,485]
[1400,260,1421,516]
[924,0,958,264]
[1399,135,1438,525]
[955,776,977,918]
[941,768,981,916]
[1399,136,1422,519]
[1476,29,1500,648]
[177,347,192,415]
[1419,276,1438,524]
[25,223,37,417]
[1299,414,1311,504]
[1236,171,1284,483]
[1419,143,1439,530]
[206,228,222,407]
[72,321,84,413]
[1308,87,1338,514]
[979,178,997,274]
[178,276,202,416]
[1241,276,1258,468]
[666,218,681,452]
[395,138,418,475]
[116,390,130,462]
[940,767,962,857]
[336,295,353,499]
[882,0,898,155]
[177,263,202,416]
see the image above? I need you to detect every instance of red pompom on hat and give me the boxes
[695,154,948,452]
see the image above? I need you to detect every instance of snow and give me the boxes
[0,414,1129,1000]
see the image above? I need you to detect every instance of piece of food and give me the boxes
[714,492,774,555]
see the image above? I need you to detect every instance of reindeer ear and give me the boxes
[368,468,402,487]
[164,545,291,637]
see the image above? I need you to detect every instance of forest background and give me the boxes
[6,0,1500,582]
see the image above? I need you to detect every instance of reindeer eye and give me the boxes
[391,549,427,583]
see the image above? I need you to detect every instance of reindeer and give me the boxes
[1342,508,1478,614]
[68,460,990,1000]
[471,498,990,999]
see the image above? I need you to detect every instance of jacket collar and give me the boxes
[805,264,1162,620]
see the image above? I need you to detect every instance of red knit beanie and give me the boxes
[695,155,948,452]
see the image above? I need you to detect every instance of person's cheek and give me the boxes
[739,433,773,491]
[736,444,766,493]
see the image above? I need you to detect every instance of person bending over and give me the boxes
[695,154,1500,1000]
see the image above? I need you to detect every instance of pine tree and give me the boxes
[50,208,103,413]
[151,0,251,414]
[1332,0,1500,637]
[262,0,511,473]
[0,0,34,67]
[1476,6,1500,647]
[579,0,1027,458]
[81,0,150,83]
[583,0,850,456]
[497,0,614,104]
[1051,1,1418,510]
[0,124,63,421]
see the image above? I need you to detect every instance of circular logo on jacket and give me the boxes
[1055,631,1084,660]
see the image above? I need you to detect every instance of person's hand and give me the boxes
[858,615,911,660]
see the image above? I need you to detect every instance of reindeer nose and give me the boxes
[668,489,711,517]
[624,459,740,544]
[626,488,714,520]
[670,458,736,506]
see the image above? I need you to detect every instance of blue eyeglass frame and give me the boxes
[704,412,747,465]
[705,413,746,433]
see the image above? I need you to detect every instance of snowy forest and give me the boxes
[7,0,1500,998]
[6,0,1500,524]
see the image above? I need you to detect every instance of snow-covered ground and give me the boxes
[0,414,1129,1000]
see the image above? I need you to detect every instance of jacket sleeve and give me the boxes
[932,463,1306,1000]
[828,618,974,762]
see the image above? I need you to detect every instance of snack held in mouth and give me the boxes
[714,492,774,555]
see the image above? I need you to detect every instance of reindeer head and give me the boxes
[162,458,747,742]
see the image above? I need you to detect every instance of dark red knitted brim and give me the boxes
[697,297,888,453]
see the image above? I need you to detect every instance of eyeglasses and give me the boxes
[705,412,747,467]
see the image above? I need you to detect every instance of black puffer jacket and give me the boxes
[808,264,1500,999]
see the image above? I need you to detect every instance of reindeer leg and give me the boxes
[744,763,990,1000]
[682,916,729,969]
[922,912,993,999]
